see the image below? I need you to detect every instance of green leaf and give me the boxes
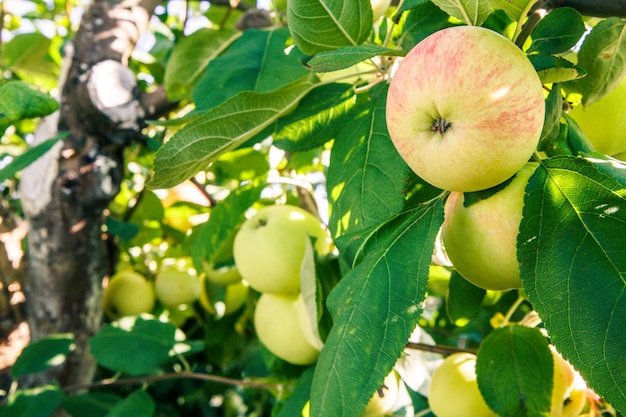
[431,0,492,26]
[2,33,59,87]
[105,390,155,417]
[309,198,444,417]
[0,134,65,181]
[397,2,452,51]
[491,0,533,21]
[527,8,585,54]
[476,325,553,417]
[0,80,59,131]
[273,83,355,152]
[11,333,74,377]
[538,84,563,151]
[0,385,64,417]
[148,77,317,189]
[446,270,486,326]
[192,28,310,110]
[287,0,373,55]
[62,392,122,417]
[164,28,240,101]
[89,315,177,376]
[518,157,626,413]
[326,87,409,240]
[528,54,586,84]
[566,18,626,106]
[276,366,315,417]
[306,45,404,73]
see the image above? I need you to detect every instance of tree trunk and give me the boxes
[19,0,161,389]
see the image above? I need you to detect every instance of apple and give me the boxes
[569,76,626,156]
[233,204,332,294]
[386,26,544,192]
[428,352,498,417]
[441,163,539,291]
[550,346,587,417]
[155,265,201,308]
[362,371,401,417]
[199,278,249,317]
[371,0,392,21]
[253,292,320,365]
[103,270,156,319]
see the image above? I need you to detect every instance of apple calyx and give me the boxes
[432,117,451,135]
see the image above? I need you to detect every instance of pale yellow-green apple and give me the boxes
[233,204,332,294]
[386,26,544,192]
[428,352,498,417]
[103,270,156,319]
[371,0,392,21]
[362,371,401,417]
[155,264,201,308]
[253,292,320,365]
[203,231,243,285]
[550,346,588,417]
[569,76,626,156]
[442,163,539,291]
[199,277,249,317]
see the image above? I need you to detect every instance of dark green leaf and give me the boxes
[287,0,373,55]
[398,2,451,50]
[326,87,409,240]
[0,80,59,129]
[0,134,65,181]
[565,18,626,106]
[528,7,585,54]
[89,315,177,375]
[105,390,155,417]
[0,385,64,417]
[310,198,444,417]
[62,392,122,417]
[307,45,404,73]
[518,157,626,412]
[164,28,240,101]
[538,84,563,150]
[149,77,317,189]
[273,83,355,152]
[476,325,553,417]
[431,0,491,26]
[528,54,586,84]
[11,333,74,377]
[446,271,486,325]
[192,28,310,110]
[276,367,315,417]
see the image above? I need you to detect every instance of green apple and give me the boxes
[569,76,626,156]
[199,277,249,317]
[386,26,544,192]
[371,0,392,21]
[428,352,498,417]
[155,265,201,308]
[253,292,320,365]
[550,346,588,417]
[233,204,332,294]
[362,371,400,417]
[103,270,156,319]
[441,163,538,291]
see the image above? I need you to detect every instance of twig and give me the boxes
[405,342,477,356]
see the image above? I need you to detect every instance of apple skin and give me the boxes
[428,352,498,417]
[253,292,320,365]
[371,0,392,21]
[442,163,539,291]
[233,205,332,295]
[155,267,201,308]
[550,346,587,417]
[103,270,156,319]
[386,26,544,192]
[569,76,626,156]
[362,371,400,417]
[199,278,249,317]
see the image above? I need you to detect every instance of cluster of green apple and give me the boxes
[233,204,333,366]
[386,25,546,292]
[428,348,587,417]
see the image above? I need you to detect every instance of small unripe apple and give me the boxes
[428,353,498,417]
[199,277,249,317]
[103,270,156,319]
[155,265,201,308]
[371,0,392,21]
[234,205,332,294]
[550,346,587,417]
[442,163,538,291]
[362,371,401,417]
[386,26,544,192]
[253,292,320,365]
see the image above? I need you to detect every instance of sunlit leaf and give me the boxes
[527,7,585,54]
[11,333,74,377]
[431,0,491,26]
[491,0,533,21]
[0,134,65,181]
[306,45,404,73]
[0,385,64,417]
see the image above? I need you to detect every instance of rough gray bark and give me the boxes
[19,0,162,389]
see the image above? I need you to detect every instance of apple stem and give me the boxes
[432,118,451,134]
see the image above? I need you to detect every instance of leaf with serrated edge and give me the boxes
[527,7,585,55]
[519,157,626,412]
[310,199,444,417]
[431,0,491,26]
[287,0,373,55]
[307,45,404,73]
[148,77,317,189]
